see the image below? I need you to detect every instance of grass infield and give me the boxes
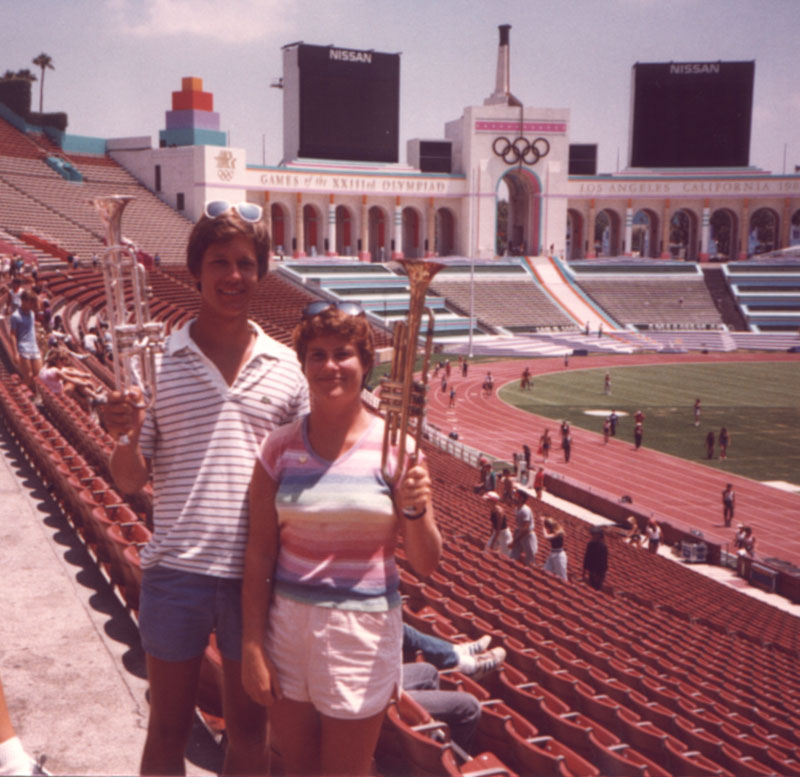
[498,361,800,484]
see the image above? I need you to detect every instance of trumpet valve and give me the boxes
[408,381,427,416]
[378,378,404,412]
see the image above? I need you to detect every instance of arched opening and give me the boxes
[668,208,699,260]
[368,206,388,262]
[435,208,455,256]
[498,169,542,256]
[710,208,737,261]
[566,209,583,260]
[594,209,621,257]
[749,208,779,256]
[335,205,353,256]
[402,207,422,258]
[632,209,659,258]
[270,202,288,256]
[303,204,322,256]
[791,209,800,247]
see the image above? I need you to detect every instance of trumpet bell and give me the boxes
[380,257,445,485]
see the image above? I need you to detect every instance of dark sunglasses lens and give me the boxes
[338,302,364,316]
[205,200,229,218]
[237,203,262,222]
[303,301,329,318]
[302,300,364,319]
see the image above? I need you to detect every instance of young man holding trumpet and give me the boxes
[103,200,308,775]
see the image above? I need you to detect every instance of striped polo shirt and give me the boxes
[258,415,402,612]
[139,319,309,579]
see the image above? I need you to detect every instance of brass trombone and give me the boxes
[380,257,444,485]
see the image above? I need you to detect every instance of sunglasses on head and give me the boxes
[204,200,263,223]
[301,300,365,319]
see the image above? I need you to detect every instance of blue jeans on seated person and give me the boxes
[402,662,481,751]
[402,623,458,669]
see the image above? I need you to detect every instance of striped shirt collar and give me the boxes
[167,318,291,362]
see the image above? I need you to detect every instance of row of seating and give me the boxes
[575,277,723,328]
[425,443,800,659]
[397,555,798,775]
[388,447,800,772]
[431,279,576,331]
[0,374,148,610]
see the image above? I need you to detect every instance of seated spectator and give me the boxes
[401,663,481,752]
[402,623,505,680]
[737,526,755,558]
[79,326,104,362]
[46,319,76,352]
[38,349,104,412]
[625,515,642,548]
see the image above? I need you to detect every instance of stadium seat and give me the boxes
[662,739,733,777]
[716,744,777,777]
[588,725,672,777]
[440,748,518,777]
[386,692,458,776]
[503,723,600,777]
[120,544,144,612]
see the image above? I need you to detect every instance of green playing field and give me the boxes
[498,361,800,484]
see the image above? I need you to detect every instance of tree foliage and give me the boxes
[32,52,54,113]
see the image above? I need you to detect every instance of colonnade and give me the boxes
[572,197,800,261]
[259,192,456,260]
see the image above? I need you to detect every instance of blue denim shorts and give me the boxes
[138,564,244,662]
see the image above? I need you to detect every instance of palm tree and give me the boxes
[32,53,54,113]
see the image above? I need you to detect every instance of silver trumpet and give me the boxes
[380,257,444,486]
[90,195,164,418]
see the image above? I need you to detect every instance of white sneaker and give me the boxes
[470,647,507,680]
[455,634,492,659]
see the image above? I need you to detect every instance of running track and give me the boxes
[426,352,800,567]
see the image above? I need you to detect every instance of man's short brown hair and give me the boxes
[186,210,270,279]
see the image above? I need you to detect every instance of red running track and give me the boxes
[426,352,800,567]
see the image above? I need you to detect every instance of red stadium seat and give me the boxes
[662,738,732,777]
[504,722,600,777]
[441,749,518,777]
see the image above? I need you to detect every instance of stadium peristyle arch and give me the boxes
[496,167,542,256]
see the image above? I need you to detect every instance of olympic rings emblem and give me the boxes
[492,136,551,166]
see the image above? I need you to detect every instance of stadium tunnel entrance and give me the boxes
[497,167,542,256]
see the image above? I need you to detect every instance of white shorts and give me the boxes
[265,593,402,720]
[18,343,41,360]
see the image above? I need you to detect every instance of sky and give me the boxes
[4,0,800,175]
